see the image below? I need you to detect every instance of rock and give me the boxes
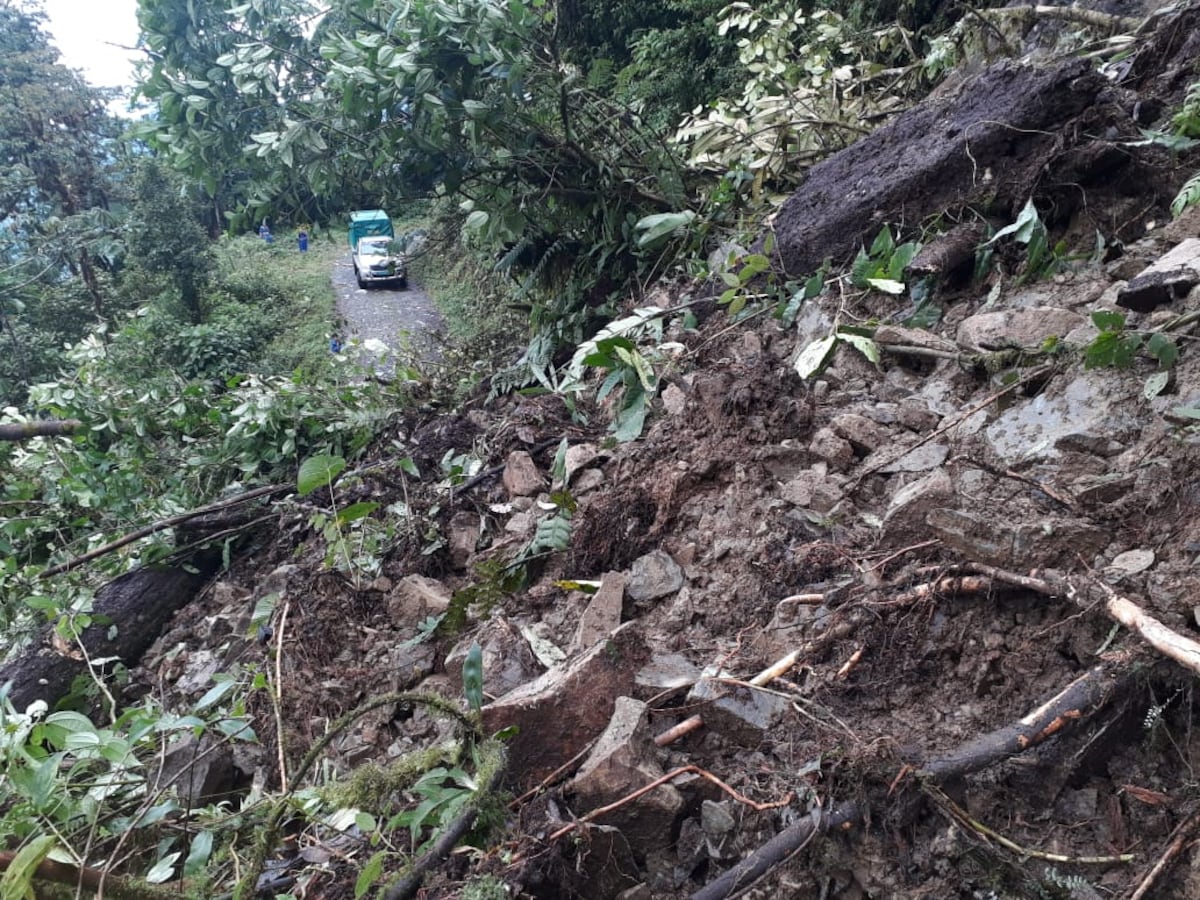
[386,574,452,623]
[661,383,688,416]
[504,508,538,536]
[1072,472,1136,507]
[687,676,791,744]
[571,697,684,853]
[877,441,950,474]
[874,324,960,354]
[502,450,545,497]
[926,508,1109,569]
[573,468,606,494]
[627,550,684,602]
[1118,238,1200,312]
[573,571,627,652]
[483,622,649,787]
[897,397,940,432]
[881,468,954,545]
[634,652,701,698]
[258,564,301,600]
[809,427,855,471]
[447,510,480,570]
[984,369,1144,465]
[159,733,238,807]
[445,617,542,698]
[1107,548,1155,577]
[830,413,890,453]
[565,442,602,483]
[956,307,1084,351]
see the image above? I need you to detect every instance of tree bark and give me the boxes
[0,566,206,712]
[0,419,83,441]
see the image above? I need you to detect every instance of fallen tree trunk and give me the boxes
[0,419,83,441]
[691,655,1133,900]
[0,566,207,712]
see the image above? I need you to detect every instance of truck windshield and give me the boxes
[360,240,389,256]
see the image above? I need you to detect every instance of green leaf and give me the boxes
[354,850,387,899]
[336,501,380,526]
[987,197,1041,246]
[1147,332,1179,368]
[399,457,420,478]
[838,331,880,365]
[463,642,484,713]
[298,454,346,496]
[0,835,56,900]
[183,831,214,877]
[1090,310,1126,333]
[865,277,905,295]
[634,211,697,248]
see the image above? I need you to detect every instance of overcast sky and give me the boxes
[42,0,141,90]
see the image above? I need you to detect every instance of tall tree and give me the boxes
[0,0,126,405]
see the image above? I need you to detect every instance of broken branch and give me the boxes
[0,418,83,441]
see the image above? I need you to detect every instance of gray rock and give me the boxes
[573,571,627,651]
[878,441,950,474]
[809,427,855,471]
[897,397,940,432]
[956,306,1084,351]
[881,468,954,544]
[661,383,688,416]
[484,622,649,785]
[159,733,237,806]
[830,413,890,453]
[926,508,1109,569]
[628,550,684,602]
[565,442,602,483]
[447,510,480,570]
[635,652,701,697]
[687,676,791,744]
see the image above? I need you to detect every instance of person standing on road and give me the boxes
[298,229,309,252]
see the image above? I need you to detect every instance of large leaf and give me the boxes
[634,211,697,248]
[298,454,346,496]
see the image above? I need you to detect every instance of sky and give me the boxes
[41,0,141,92]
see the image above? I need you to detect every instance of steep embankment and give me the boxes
[130,5,1200,898]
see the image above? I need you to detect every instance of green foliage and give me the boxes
[463,643,484,714]
[0,686,255,887]
[674,3,922,199]
[1084,310,1178,371]
[794,325,880,380]
[1171,171,1200,219]
[851,226,922,295]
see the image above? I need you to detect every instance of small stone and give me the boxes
[830,413,890,453]
[1118,238,1200,312]
[881,468,953,544]
[956,307,1084,351]
[572,468,606,494]
[878,441,950,474]
[662,383,688,416]
[447,510,480,570]
[897,397,940,432]
[565,443,601,483]
[386,574,452,622]
[1108,548,1155,576]
[627,550,684,602]
[809,427,854,472]
[484,622,649,785]
[635,653,701,697]
[502,450,545,497]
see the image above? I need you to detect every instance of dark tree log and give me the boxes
[0,566,206,712]
[0,419,83,441]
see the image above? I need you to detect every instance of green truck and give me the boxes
[348,209,407,289]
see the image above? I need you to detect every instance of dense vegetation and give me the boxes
[8,0,1168,895]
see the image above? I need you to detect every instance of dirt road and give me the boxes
[331,250,445,374]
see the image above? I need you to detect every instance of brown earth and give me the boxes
[128,4,1200,899]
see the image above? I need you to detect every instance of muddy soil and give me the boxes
[129,5,1200,900]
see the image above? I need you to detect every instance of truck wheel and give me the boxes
[398,276,408,290]
[356,272,366,288]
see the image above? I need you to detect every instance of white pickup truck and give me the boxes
[353,235,407,289]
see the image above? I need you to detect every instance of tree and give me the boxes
[0,0,128,405]
[124,159,213,324]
